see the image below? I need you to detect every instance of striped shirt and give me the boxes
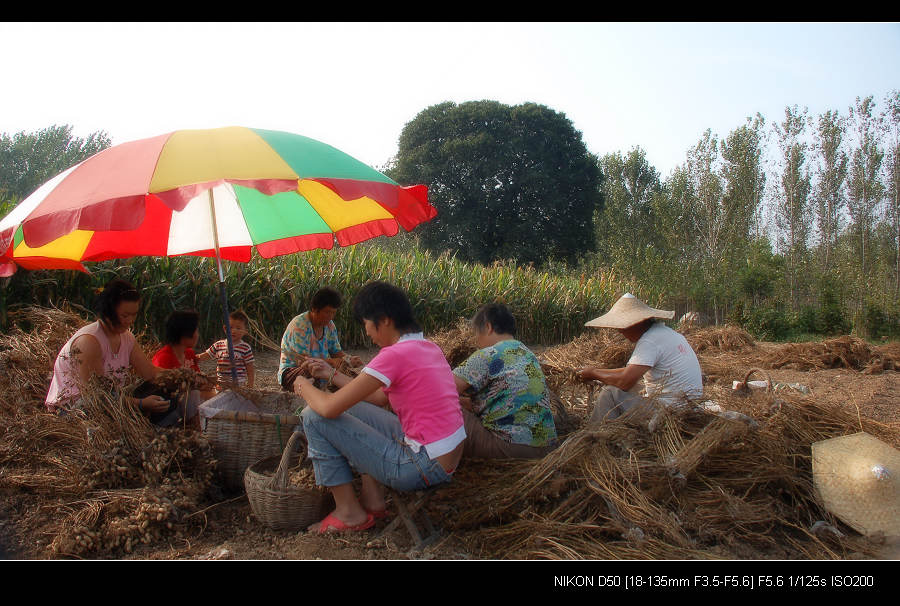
[205,339,254,385]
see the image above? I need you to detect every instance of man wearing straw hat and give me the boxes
[578,293,703,423]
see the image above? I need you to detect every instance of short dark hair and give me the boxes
[96,278,141,328]
[472,303,516,337]
[311,287,342,311]
[352,281,421,334]
[164,309,200,344]
[229,310,249,327]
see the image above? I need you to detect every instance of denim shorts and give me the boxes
[301,401,452,491]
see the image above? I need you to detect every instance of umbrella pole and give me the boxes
[208,189,239,386]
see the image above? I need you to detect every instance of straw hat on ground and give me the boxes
[811,432,900,537]
[585,293,675,329]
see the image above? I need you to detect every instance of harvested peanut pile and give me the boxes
[433,386,897,560]
[0,307,220,558]
[0,381,219,558]
[2,308,898,561]
[288,466,318,488]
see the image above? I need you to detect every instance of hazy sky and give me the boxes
[1,22,898,179]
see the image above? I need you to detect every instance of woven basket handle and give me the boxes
[738,368,773,392]
[268,431,307,490]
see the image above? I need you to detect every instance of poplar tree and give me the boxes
[811,110,849,271]
[846,96,885,280]
[883,91,900,299]
[773,106,813,310]
[595,148,660,278]
[721,114,767,250]
[684,130,730,322]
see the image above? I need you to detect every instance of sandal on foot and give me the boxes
[365,507,389,520]
[314,512,376,534]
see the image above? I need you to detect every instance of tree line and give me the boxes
[387,95,899,339]
[586,92,899,339]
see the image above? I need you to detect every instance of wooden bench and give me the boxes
[380,487,442,550]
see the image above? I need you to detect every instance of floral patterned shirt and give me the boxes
[453,339,557,447]
[277,311,343,384]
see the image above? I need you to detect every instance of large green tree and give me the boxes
[0,124,111,205]
[389,101,602,266]
[685,129,727,272]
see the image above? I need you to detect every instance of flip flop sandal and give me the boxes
[315,512,376,534]
[365,507,389,520]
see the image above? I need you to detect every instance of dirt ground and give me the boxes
[2,342,899,561]
[144,347,900,560]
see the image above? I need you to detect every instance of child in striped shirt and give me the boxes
[198,310,255,389]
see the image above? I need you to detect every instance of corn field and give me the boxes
[1,241,664,351]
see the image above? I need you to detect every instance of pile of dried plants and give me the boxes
[0,307,219,558]
[428,318,478,368]
[682,325,756,353]
[2,308,897,560]
[436,386,893,559]
[761,336,898,374]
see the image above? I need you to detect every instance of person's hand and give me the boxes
[302,358,333,380]
[348,355,364,368]
[576,367,598,382]
[139,395,171,414]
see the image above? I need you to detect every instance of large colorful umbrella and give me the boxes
[0,126,437,379]
[0,126,435,274]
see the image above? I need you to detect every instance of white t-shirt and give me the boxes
[628,322,703,405]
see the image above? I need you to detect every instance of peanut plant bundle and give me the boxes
[434,384,893,559]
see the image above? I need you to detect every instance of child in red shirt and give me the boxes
[152,309,201,371]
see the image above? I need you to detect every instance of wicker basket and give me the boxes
[244,432,333,530]
[733,368,773,394]
[203,407,301,491]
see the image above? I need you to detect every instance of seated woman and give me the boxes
[452,303,558,459]
[294,281,465,534]
[278,286,363,392]
[149,309,215,426]
[46,278,169,420]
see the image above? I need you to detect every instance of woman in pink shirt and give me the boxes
[294,281,465,534]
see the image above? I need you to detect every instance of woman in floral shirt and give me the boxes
[278,287,362,391]
[452,303,557,459]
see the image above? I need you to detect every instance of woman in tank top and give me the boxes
[46,278,170,419]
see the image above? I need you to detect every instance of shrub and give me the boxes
[818,284,850,335]
[863,300,900,339]
[742,306,792,341]
[794,305,819,334]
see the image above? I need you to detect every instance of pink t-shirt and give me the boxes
[45,321,136,410]
[362,333,465,458]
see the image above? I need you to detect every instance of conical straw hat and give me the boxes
[585,293,675,329]
[811,432,900,537]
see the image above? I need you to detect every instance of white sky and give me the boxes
[1,22,898,179]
